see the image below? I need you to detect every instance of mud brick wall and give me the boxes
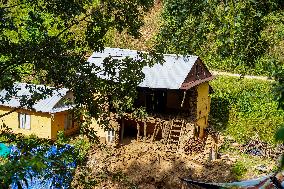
[178,122,196,151]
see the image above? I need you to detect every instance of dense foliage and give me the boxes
[210,76,284,144]
[0,0,156,187]
[274,69,284,168]
[0,0,158,130]
[156,0,284,75]
[0,128,92,188]
[9,144,77,189]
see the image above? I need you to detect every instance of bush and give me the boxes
[210,76,284,144]
[231,161,247,180]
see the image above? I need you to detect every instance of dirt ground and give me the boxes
[72,136,277,189]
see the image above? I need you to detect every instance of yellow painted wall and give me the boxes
[51,111,79,140]
[0,106,52,139]
[196,82,211,137]
[90,118,121,144]
[89,118,108,143]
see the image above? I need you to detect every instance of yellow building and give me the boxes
[87,48,214,148]
[0,83,79,139]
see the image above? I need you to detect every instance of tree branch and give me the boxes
[0,3,24,9]
[0,107,20,119]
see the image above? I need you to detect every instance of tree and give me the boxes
[0,0,159,132]
[0,0,156,187]
[156,0,284,74]
[275,73,284,169]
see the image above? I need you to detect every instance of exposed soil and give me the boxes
[211,71,275,82]
[72,136,276,189]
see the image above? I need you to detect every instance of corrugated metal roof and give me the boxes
[87,48,199,89]
[0,83,72,113]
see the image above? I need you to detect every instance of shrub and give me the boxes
[210,76,284,144]
[231,161,247,180]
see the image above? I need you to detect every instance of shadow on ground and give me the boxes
[114,148,238,188]
[209,96,230,132]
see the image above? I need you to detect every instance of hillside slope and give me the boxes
[105,1,162,51]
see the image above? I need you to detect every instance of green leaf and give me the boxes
[275,127,284,142]
[280,155,284,169]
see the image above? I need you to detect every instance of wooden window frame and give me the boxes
[64,113,73,130]
[18,113,31,130]
[107,130,115,143]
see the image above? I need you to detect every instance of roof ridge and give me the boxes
[88,48,200,90]
[102,47,199,58]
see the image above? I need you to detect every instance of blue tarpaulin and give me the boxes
[7,144,77,189]
[0,142,10,157]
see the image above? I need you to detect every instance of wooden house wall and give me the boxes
[196,82,211,137]
[135,88,198,118]
[183,58,212,84]
[51,111,80,140]
[0,106,52,139]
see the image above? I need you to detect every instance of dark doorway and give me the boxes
[145,90,167,113]
[120,119,138,145]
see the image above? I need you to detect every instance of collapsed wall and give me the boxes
[110,113,217,154]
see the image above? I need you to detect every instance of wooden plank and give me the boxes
[143,121,147,141]
[120,118,125,143]
[136,122,140,141]
[151,120,159,142]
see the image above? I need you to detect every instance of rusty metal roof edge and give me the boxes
[180,76,215,90]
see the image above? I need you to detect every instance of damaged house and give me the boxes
[0,47,214,152]
[88,48,214,152]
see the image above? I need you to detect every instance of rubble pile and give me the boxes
[238,139,284,159]
[76,139,239,189]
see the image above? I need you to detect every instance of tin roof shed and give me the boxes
[0,83,73,113]
[87,47,214,90]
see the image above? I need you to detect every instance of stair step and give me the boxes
[172,124,182,127]
[168,139,179,143]
[167,144,178,148]
[171,127,182,131]
[170,134,180,138]
[171,129,182,133]
[172,120,181,122]
[167,145,178,150]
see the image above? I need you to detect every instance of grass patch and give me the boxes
[210,76,284,144]
[231,161,247,180]
[233,152,277,180]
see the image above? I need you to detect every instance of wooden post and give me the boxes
[143,121,147,141]
[161,121,168,142]
[151,119,159,142]
[114,125,120,146]
[120,118,125,143]
[136,122,140,141]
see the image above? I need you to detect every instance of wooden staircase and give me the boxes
[166,120,184,152]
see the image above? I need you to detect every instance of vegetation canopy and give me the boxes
[156,0,284,75]
[0,0,156,187]
[0,0,159,132]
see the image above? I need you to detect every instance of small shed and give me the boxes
[88,48,214,152]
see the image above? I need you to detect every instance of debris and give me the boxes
[72,140,243,188]
[255,165,269,173]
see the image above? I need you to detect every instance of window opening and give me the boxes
[107,130,115,143]
[64,113,73,130]
[145,91,167,113]
[18,113,31,130]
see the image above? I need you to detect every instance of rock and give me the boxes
[255,165,268,173]
[231,142,240,147]
[220,154,230,159]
